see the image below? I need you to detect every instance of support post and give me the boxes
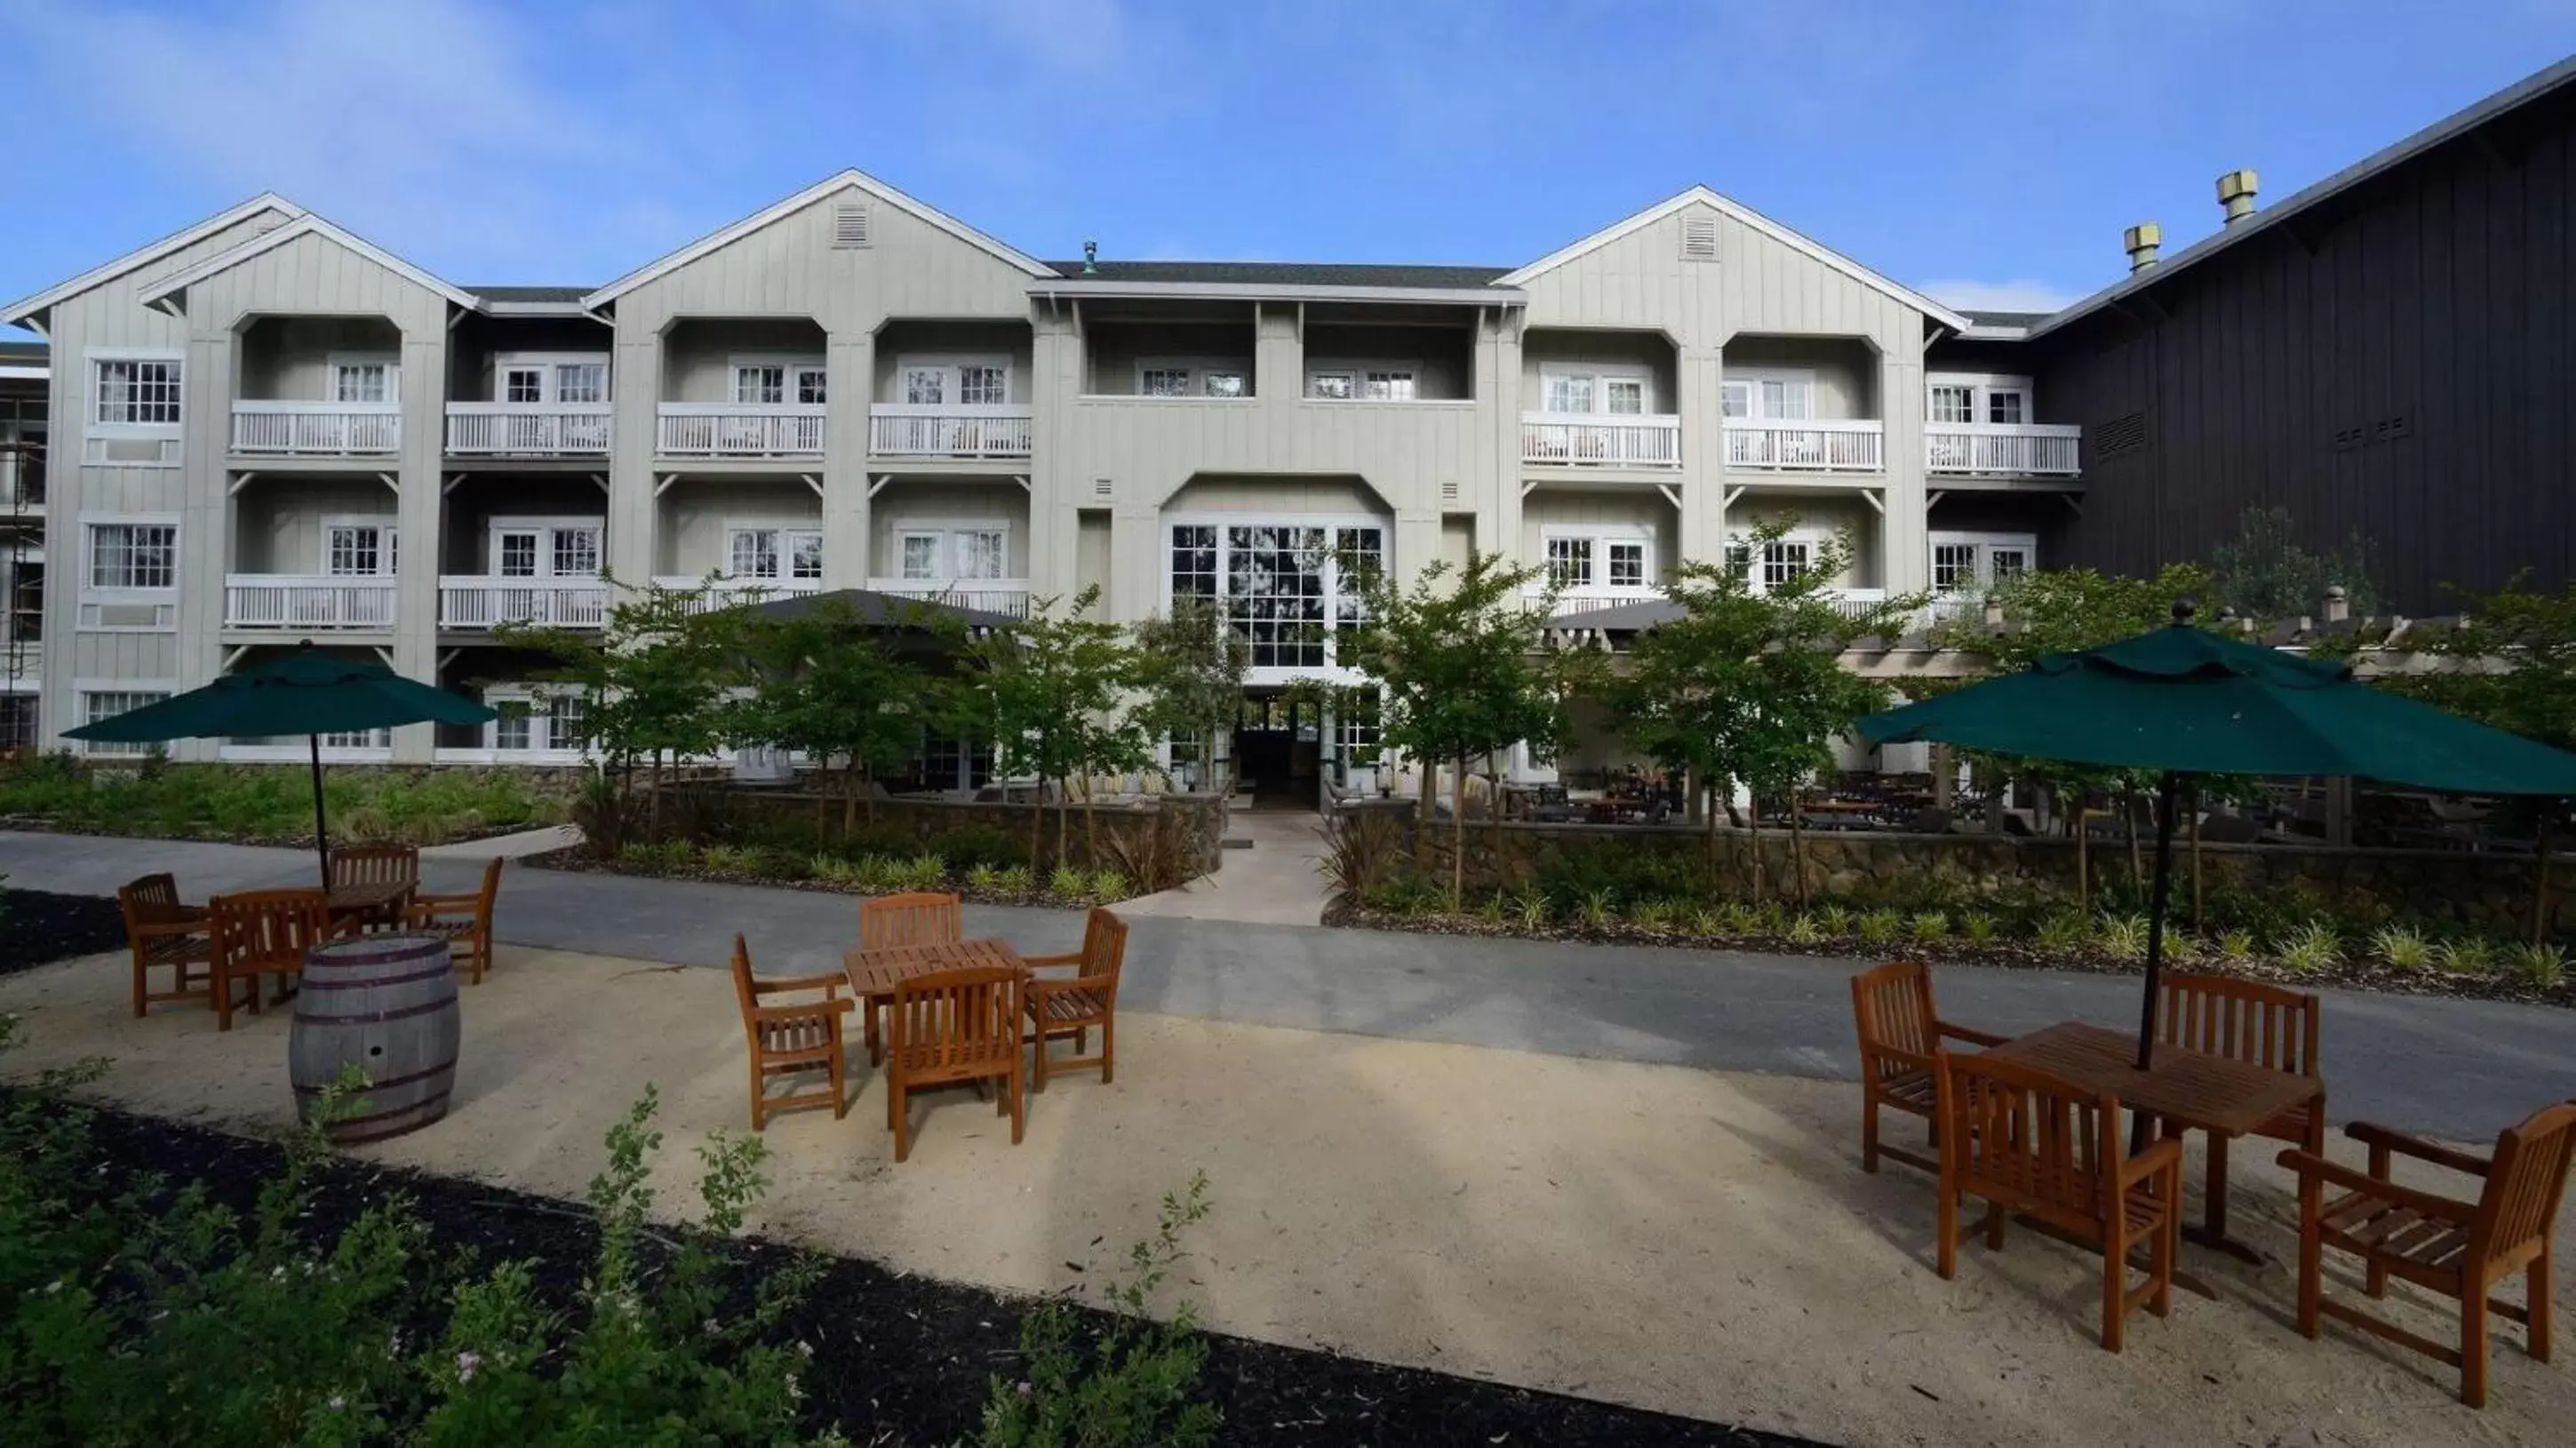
[308,732,331,889]
[2134,770,2183,1072]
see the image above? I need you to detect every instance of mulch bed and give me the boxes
[522,845,1108,911]
[1326,902,2576,1010]
[0,887,128,978]
[67,1107,1811,1447]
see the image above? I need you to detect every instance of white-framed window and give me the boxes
[1540,364,1655,416]
[1928,532,2038,596]
[489,519,602,579]
[1545,536,1592,588]
[1307,361,1421,401]
[1163,516,1385,674]
[323,518,397,576]
[1723,371,1815,420]
[1926,374,2034,428]
[897,356,1013,409]
[78,686,173,756]
[731,358,826,406]
[728,524,824,582]
[556,362,608,404]
[328,354,397,404]
[890,520,1009,582]
[1760,539,1811,589]
[490,691,586,754]
[1363,369,1416,401]
[1987,388,2027,425]
[1607,540,1647,588]
[1136,359,1248,398]
[86,520,179,590]
[1542,525,1656,593]
[84,351,184,465]
[1929,384,1976,425]
[1306,368,1354,400]
[493,353,610,404]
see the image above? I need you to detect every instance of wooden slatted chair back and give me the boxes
[860,892,963,951]
[329,845,421,892]
[120,873,188,926]
[210,890,331,976]
[1075,907,1129,984]
[1851,960,1939,1076]
[2156,972,2319,1077]
[2480,1101,2576,1269]
[1937,1050,2116,1235]
[890,966,1020,1082]
[729,934,762,1027]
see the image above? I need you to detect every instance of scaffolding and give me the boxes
[0,404,44,754]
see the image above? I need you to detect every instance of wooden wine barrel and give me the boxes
[290,932,460,1145]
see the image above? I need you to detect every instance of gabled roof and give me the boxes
[141,213,480,316]
[585,169,1055,308]
[2029,54,2576,340]
[0,193,304,331]
[1495,186,1972,332]
[1045,260,1512,288]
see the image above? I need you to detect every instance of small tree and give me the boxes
[948,587,1145,871]
[2206,504,2380,622]
[1134,597,1248,793]
[1340,550,1575,905]
[1614,517,1922,900]
[499,577,733,841]
[722,595,946,829]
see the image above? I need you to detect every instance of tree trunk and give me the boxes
[1705,775,1722,891]
[2534,812,2556,946]
[2076,805,2091,916]
[1747,789,1766,902]
[1029,786,1045,869]
[1788,790,1810,909]
[1451,752,1467,908]
[2124,785,2142,888]
[1084,782,1101,870]
[1199,731,1216,796]
[1488,752,1505,887]
[2188,787,2204,932]
[1417,756,1435,832]
[1055,780,1071,874]
[648,749,665,841]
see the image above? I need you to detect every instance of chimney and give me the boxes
[2123,222,2163,273]
[2217,168,2259,226]
[1081,239,1098,276]
[2322,585,2349,624]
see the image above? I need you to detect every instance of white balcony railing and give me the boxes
[868,579,1033,619]
[1528,584,1663,619]
[1925,422,2082,477]
[437,576,610,629]
[867,404,1033,460]
[445,403,612,457]
[230,402,401,456]
[650,576,826,614]
[1723,419,1884,472]
[1519,412,1681,468]
[223,574,398,628]
[655,404,825,458]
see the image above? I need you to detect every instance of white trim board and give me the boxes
[1,194,305,330]
[144,213,479,315]
[585,169,1056,308]
[1494,186,1971,332]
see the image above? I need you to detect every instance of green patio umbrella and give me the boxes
[1855,604,2576,1069]
[63,643,497,886]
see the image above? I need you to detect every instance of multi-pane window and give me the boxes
[1932,542,1978,594]
[1986,388,2027,425]
[898,533,939,580]
[1169,525,1218,601]
[1333,526,1381,640]
[504,367,545,404]
[80,691,170,756]
[794,365,827,406]
[734,365,786,404]
[1202,371,1248,398]
[1930,385,1976,424]
[1724,376,1813,420]
[1759,540,1810,590]
[788,532,824,581]
[1307,370,1355,400]
[1990,547,2030,583]
[1544,369,1654,415]
[498,532,538,577]
[1228,525,1329,668]
[723,526,816,580]
[326,524,394,576]
[921,728,997,790]
[1141,368,1191,397]
[955,530,1006,580]
[1604,378,1645,415]
[552,527,601,577]
[1929,536,2038,596]
[332,362,392,404]
[1336,687,1382,767]
[958,364,1007,406]
[1607,540,1647,588]
[88,523,177,589]
[93,359,182,425]
[496,695,585,754]
[1362,370,1416,401]
[1544,374,1594,414]
[555,363,607,404]
[1546,536,1593,588]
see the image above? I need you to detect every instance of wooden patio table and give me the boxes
[1986,1020,2325,1275]
[844,938,1030,1060]
[323,880,414,940]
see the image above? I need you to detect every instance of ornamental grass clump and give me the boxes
[2094,913,2150,962]
[1908,910,1950,945]
[2508,941,2569,990]
[2434,936,2496,975]
[1855,909,1903,948]
[2277,920,2342,974]
[2369,924,2436,972]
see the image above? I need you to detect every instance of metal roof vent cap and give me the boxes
[2123,221,2162,273]
[2217,168,2260,226]
[1082,239,1098,276]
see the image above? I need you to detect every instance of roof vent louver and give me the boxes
[833,203,872,249]
[1093,477,1114,500]
[1680,214,1719,261]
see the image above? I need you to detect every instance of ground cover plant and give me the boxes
[0,753,562,847]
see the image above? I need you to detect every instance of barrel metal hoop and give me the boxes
[299,965,455,992]
[289,1058,459,1097]
[291,997,457,1028]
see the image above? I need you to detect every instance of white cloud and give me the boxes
[1917,278,2083,314]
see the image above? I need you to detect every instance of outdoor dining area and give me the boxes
[732,893,1129,1161]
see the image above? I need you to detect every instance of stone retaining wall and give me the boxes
[667,783,1229,889]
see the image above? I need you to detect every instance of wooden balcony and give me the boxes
[655,404,824,459]
[1723,420,1884,473]
[437,576,610,629]
[222,574,397,629]
[1925,422,2082,477]
[230,402,400,456]
[867,578,1032,618]
[445,403,611,458]
[1520,413,1681,468]
[867,404,1033,460]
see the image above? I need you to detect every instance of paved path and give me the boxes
[8,829,2570,1140]
[1113,807,1328,926]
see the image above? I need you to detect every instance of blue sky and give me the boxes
[4,0,2572,341]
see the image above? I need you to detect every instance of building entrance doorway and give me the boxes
[1232,692,1320,810]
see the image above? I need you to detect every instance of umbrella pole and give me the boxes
[2133,770,2184,1073]
[308,732,331,889]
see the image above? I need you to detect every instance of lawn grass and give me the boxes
[0,754,567,847]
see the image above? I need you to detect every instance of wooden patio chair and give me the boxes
[856,892,962,1063]
[2278,1101,2576,1407]
[1849,959,2008,1173]
[1935,1050,2184,1353]
[885,964,1023,1163]
[118,873,214,1017]
[327,844,421,934]
[404,858,503,985]
[206,890,331,1032]
[2154,972,2326,1151]
[728,934,851,1132]
[1025,907,1129,1092]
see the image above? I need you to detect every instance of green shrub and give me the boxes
[939,827,1026,873]
[1629,898,1676,932]
[1578,886,1615,931]
[1959,911,1998,945]
[2217,929,2257,962]
[2095,914,2149,962]
[0,758,560,847]
[1090,869,1130,902]
[2508,941,2568,989]
[1050,865,1091,901]
[854,855,904,892]
[1815,903,1853,938]
[2369,924,2435,972]
[1721,901,1764,935]
[967,862,1004,892]
[1686,905,1720,939]
[905,854,951,892]
[810,852,859,886]
[1478,892,1508,924]
[2035,912,2088,952]
[2277,920,2341,974]
[1785,913,1822,946]
[2434,936,2496,974]
[1908,910,1950,945]
[1516,889,1551,932]
[994,865,1034,897]
[1752,900,1788,935]
[1856,909,1902,947]
[701,843,762,876]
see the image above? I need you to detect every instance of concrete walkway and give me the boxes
[6,828,2571,1140]
[1113,807,1328,926]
